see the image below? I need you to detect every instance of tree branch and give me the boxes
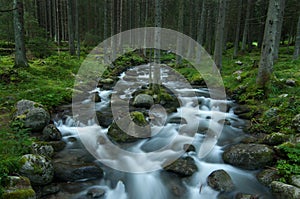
[0,8,17,13]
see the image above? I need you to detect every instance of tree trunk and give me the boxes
[241,0,251,52]
[274,0,285,60]
[233,0,243,58]
[197,0,206,46]
[75,0,80,58]
[176,0,184,65]
[13,0,29,68]
[257,0,284,88]
[205,4,213,54]
[213,0,226,70]
[293,15,300,60]
[67,0,75,55]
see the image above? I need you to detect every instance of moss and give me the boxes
[130,111,147,126]
[2,189,35,199]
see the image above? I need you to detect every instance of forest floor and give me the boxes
[0,46,299,194]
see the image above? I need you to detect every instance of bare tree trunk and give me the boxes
[293,15,300,60]
[13,0,29,68]
[75,0,80,58]
[257,0,284,88]
[67,0,75,55]
[274,0,285,60]
[233,0,243,58]
[176,0,184,65]
[213,0,226,69]
[197,0,206,46]
[241,0,251,52]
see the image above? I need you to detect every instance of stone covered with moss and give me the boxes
[3,176,36,199]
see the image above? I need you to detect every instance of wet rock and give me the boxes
[262,133,289,146]
[35,183,60,198]
[87,187,105,198]
[256,169,280,187]
[291,175,300,188]
[53,162,103,182]
[164,157,198,177]
[42,124,62,141]
[292,114,300,132]
[207,170,234,192]
[19,154,54,185]
[222,144,274,170]
[92,92,101,103]
[99,78,114,84]
[2,176,36,199]
[107,111,150,143]
[183,144,196,152]
[96,109,113,128]
[235,193,259,199]
[133,94,154,108]
[13,100,50,131]
[271,181,300,199]
[31,142,54,158]
[286,79,296,87]
[47,140,67,152]
[233,105,251,119]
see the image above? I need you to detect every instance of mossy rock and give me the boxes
[3,176,36,199]
[2,189,36,199]
[262,133,289,146]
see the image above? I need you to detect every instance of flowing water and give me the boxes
[53,64,272,199]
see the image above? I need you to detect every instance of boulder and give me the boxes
[256,169,280,187]
[86,187,106,198]
[235,193,259,199]
[292,114,300,132]
[53,162,103,182]
[31,142,54,158]
[47,141,67,152]
[2,176,36,199]
[291,175,300,188]
[107,111,150,143]
[233,105,251,119]
[133,94,154,108]
[19,154,54,185]
[164,157,198,177]
[96,109,113,128]
[207,169,234,192]
[42,124,62,141]
[222,144,274,170]
[271,181,300,199]
[286,79,296,87]
[13,100,50,131]
[262,133,289,146]
[34,184,60,198]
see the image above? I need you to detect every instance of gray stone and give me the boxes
[54,162,103,182]
[87,187,106,198]
[286,79,296,87]
[291,175,300,188]
[19,154,54,185]
[222,144,274,170]
[207,169,235,192]
[31,142,54,158]
[292,114,300,132]
[42,124,62,141]
[271,181,300,199]
[133,94,154,108]
[164,157,198,177]
[262,133,289,146]
[256,169,280,187]
[2,176,36,199]
[235,193,259,199]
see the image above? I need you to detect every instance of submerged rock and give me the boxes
[235,193,259,199]
[164,157,198,177]
[53,162,103,182]
[271,181,300,199]
[42,124,62,141]
[19,154,54,185]
[86,187,106,198]
[2,176,36,199]
[222,144,274,170]
[207,169,235,192]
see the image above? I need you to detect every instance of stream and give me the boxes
[51,64,273,199]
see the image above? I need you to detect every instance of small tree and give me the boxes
[13,0,29,68]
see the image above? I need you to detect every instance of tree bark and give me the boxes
[274,0,285,60]
[293,15,300,60]
[241,0,252,52]
[176,0,184,65]
[257,0,283,88]
[13,0,29,68]
[75,0,80,58]
[233,0,243,58]
[67,0,75,55]
[197,0,206,46]
[213,0,226,70]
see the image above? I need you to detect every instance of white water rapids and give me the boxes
[54,64,272,199]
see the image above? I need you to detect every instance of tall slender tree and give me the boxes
[233,0,243,58]
[67,0,75,55]
[293,15,300,60]
[241,0,252,52]
[257,0,285,88]
[13,0,29,68]
[213,0,226,69]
